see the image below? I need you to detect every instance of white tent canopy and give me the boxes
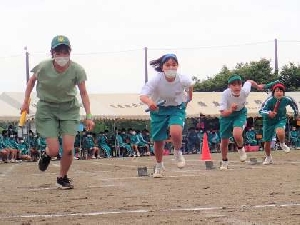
[0,98,22,121]
[0,91,299,121]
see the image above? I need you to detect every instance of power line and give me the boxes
[26,48,143,56]
[278,40,300,43]
[73,48,142,56]
[149,40,274,51]
[0,48,143,59]
[0,54,23,59]
[1,39,299,58]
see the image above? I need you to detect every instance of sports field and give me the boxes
[1,150,300,225]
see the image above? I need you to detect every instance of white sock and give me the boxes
[174,149,182,155]
[156,162,163,168]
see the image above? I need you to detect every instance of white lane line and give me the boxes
[2,203,300,219]
[31,173,57,176]
[97,174,212,181]
[25,184,117,191]
[91,162,137,168]
[0,164,16,178]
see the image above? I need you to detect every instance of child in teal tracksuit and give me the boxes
[97,132,111,158]
[259,83,298,164]
[290,127,300,148]
[0,134,8,162]
[245,127,258,146]
[116,132,133,156]
[18,138,31,161]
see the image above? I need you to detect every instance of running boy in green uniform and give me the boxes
[219,75,264,170]
[20,35,94,189]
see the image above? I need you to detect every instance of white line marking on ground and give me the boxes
[87,185,116,188]
[98,174,209,181]
[31,173,57,176]
[170,169,208,173]
[26,184,117,191]
[0,164,16,178]
[2,203,300,219]
[92,162,137,168]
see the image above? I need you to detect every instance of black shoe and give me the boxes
[38,153,51,171]
[57,176,74,189]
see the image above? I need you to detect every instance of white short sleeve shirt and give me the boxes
[219,81,251,111]
[140,72,193,106]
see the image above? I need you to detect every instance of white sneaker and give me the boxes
[153,165,163,178]
[238,147,247,162]
[280,143,290,153]
[262,156,273,165]
[174,150,185,168]
[220,160,228,170]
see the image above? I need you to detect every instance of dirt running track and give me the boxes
[0,150,300,225]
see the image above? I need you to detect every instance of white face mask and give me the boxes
[231,91,240,97]
[54,56,70,67]
[164,70,177,79]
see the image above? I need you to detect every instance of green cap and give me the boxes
[228,75,242,84]
[51,35,71,49]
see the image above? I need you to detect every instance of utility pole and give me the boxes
[144,47,148,83]
[24,46,31,139]
[25,46,30,83]
[274,39,278,76]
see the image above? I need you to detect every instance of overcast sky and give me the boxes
[1,0,300,93]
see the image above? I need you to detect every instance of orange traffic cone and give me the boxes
[201,133,215,170]
[201,133,212,161]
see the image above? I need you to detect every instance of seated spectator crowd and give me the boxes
[1,124,299,163]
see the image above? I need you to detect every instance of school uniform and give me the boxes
[219,81,251,139]
[259,96,298,142]
[31,59,86,138]
[140,72,192,141]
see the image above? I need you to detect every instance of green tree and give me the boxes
[194,59,278,92]
[279,63,300,91]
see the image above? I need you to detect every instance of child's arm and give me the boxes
[246,80,269,91]
[140,95,158,111]
[246,80,280,91]
[286,96,299,118]
[220,103,237,117]
[246,80,259,89]
[259,97,275,117]
[219,91,237,117]
[140,77,158,111]
[261,80,280,90]
[187,86,193,102]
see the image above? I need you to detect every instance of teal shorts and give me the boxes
[262,117,287,142]
[150,104,186,141]
[35,99,80,138]
[219,107,247,139]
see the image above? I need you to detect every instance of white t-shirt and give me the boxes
[140,72,193,106]
[219,81,251,111]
